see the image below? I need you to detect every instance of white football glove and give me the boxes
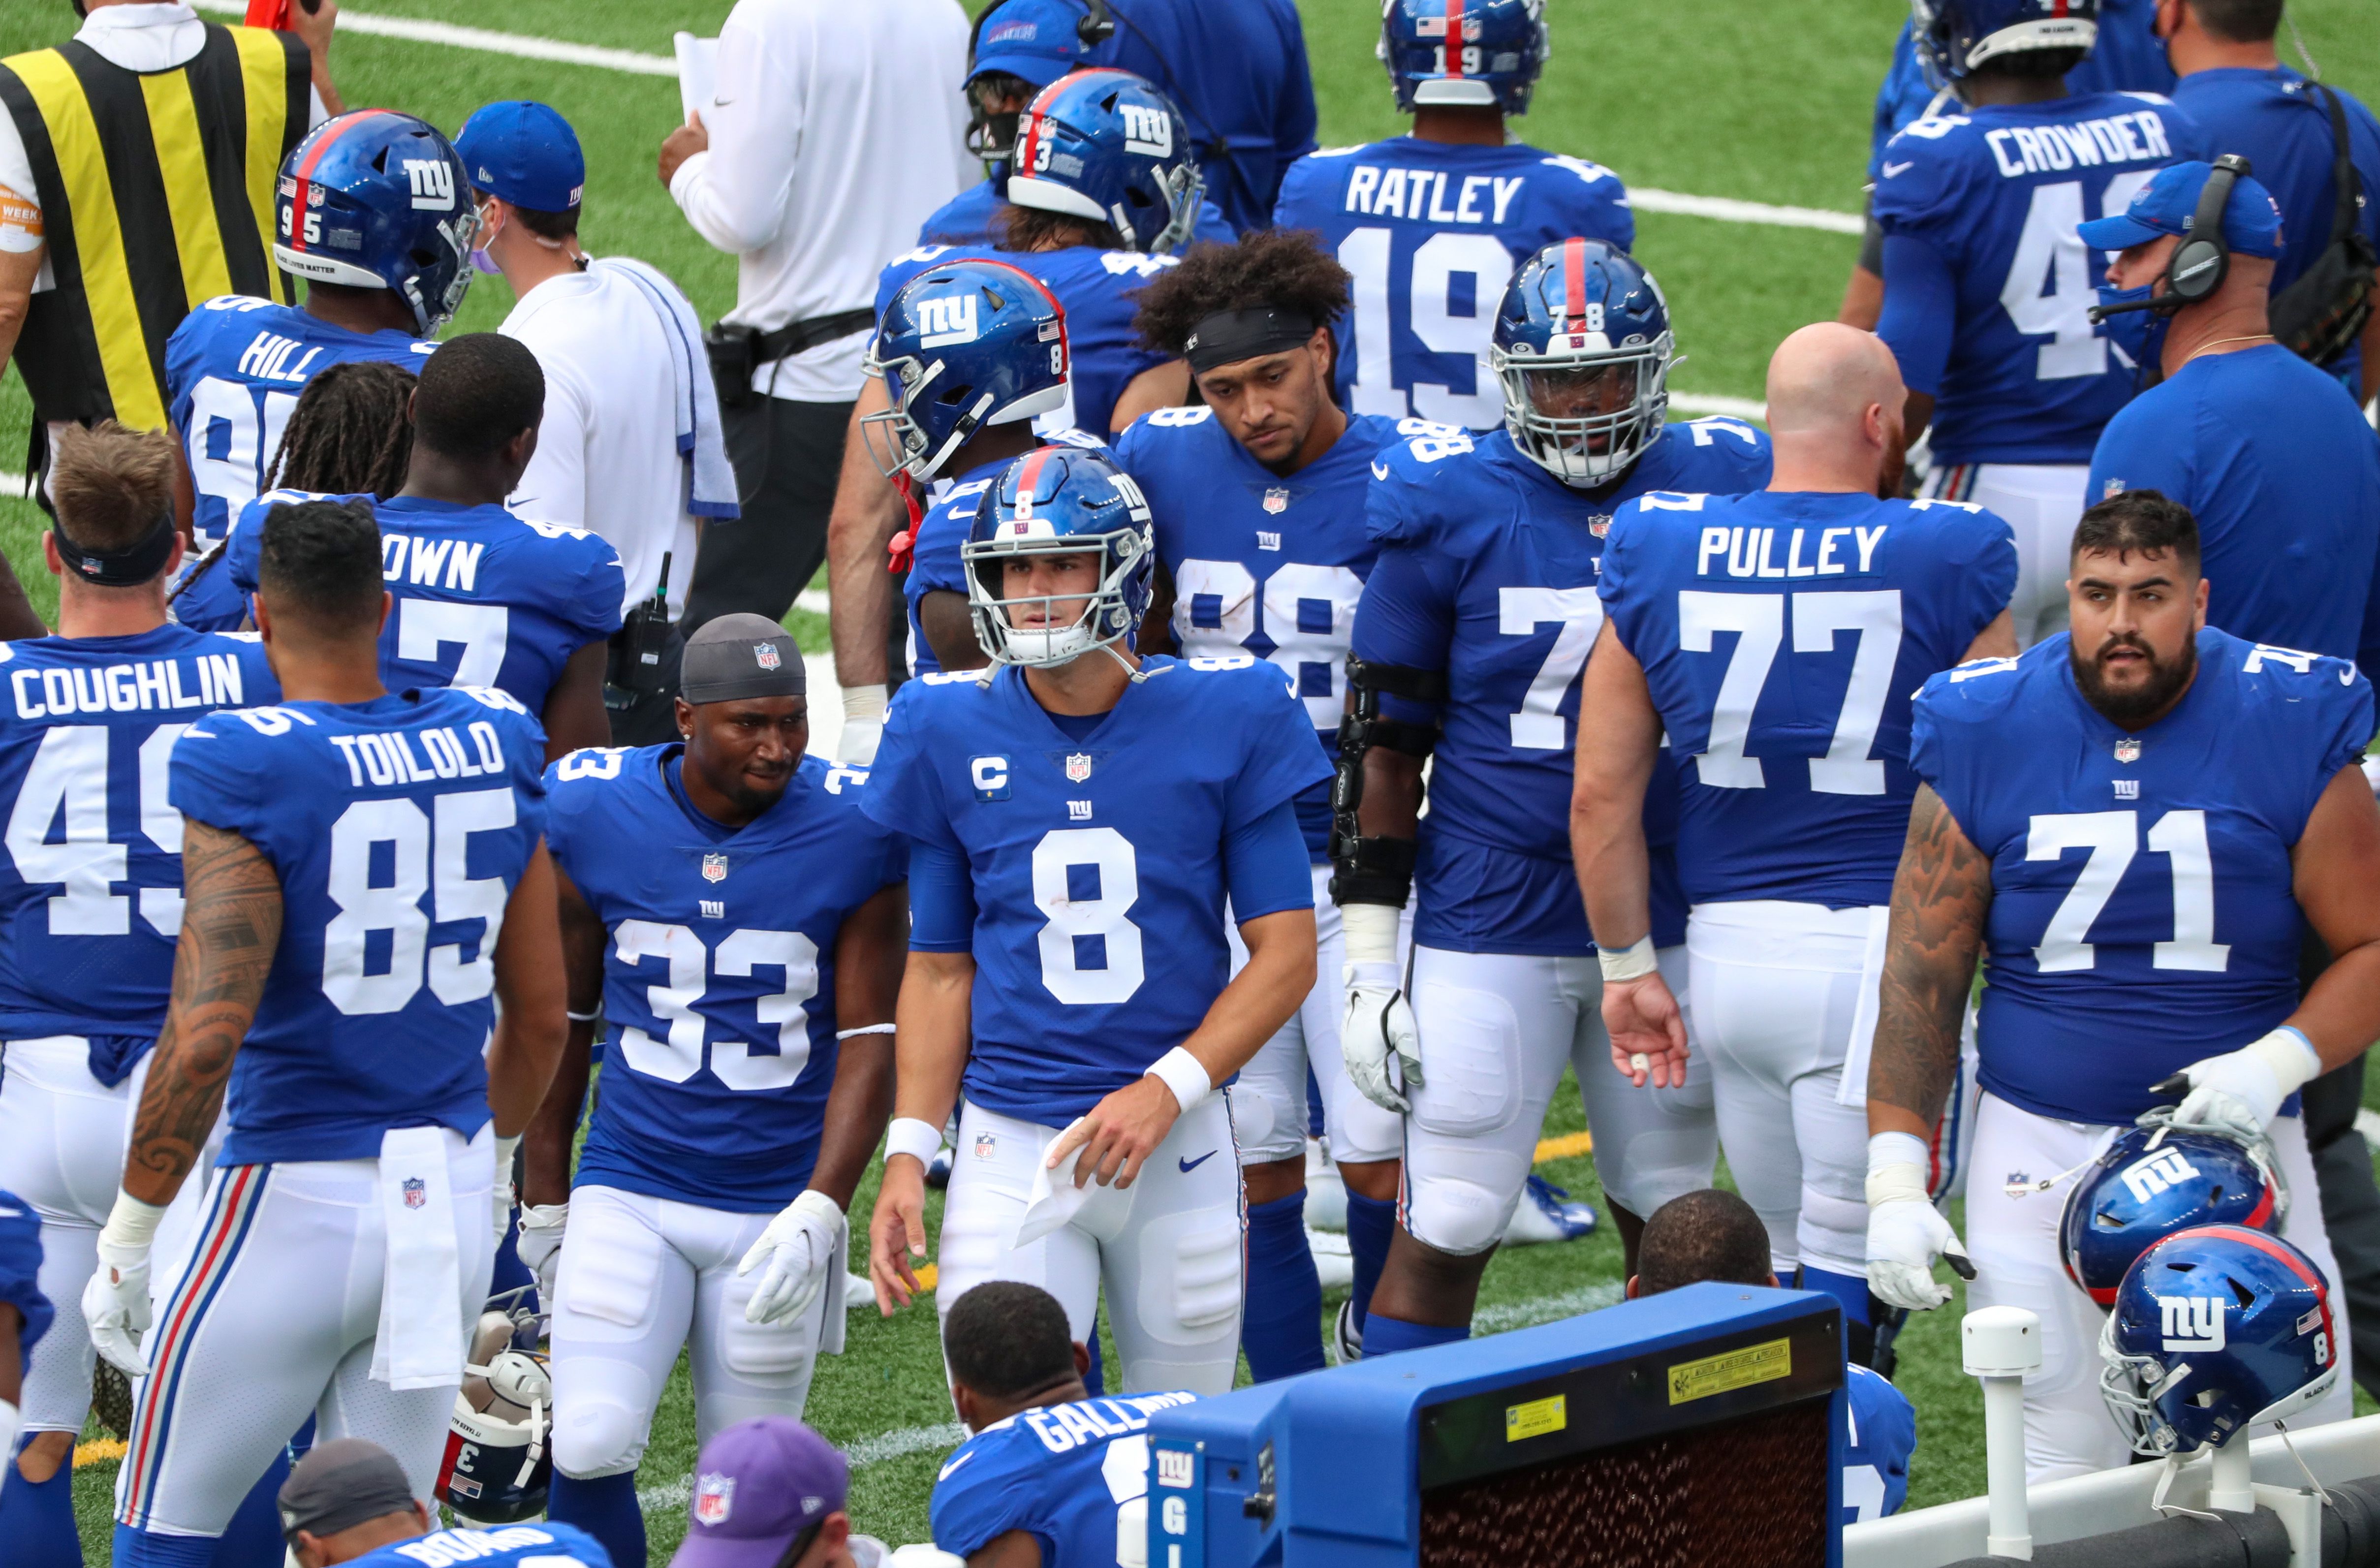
[516,1202,568,1304]
[1343,963,1423,1115]
[493,1134,521,1244]
[2166,1027,2321,1140]
[838,684,888,767]
[85,1191,166,1377]
[738,1189,845,1325]
[1865,1136,1972,1312]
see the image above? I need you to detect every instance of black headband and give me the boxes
[54,510,176,588]
[1184,307,1317,374]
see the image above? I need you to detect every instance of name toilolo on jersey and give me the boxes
[321,714,522,791]
[2,640,260,721]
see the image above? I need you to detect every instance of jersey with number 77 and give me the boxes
[1352,419,1771,957]
[1909,627,2373,1126]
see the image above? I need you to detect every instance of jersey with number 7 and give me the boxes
[1909,628,2374,1126]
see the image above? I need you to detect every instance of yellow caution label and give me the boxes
[1668,1338,1792,1405]
[1504,1393,1567,1442]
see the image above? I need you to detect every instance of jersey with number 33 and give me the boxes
[1872,93,2206,464]
[545,747,908,1211]
[1353,420,1772,954]
[861,658,1329,1126]
[1910,628,2373,1125]
[168,684,550,1164]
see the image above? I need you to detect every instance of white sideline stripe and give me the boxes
[1470,1280,1625,1333]
[794,589,831,616]
[638,1421,969,1514]
[1669,392,1768,421]
[1631,187,1866,237]
[2357,1107,2380,1145]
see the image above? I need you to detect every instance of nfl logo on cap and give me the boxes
[1065,753,1093,783]
[754,642,781,671]
[402,1177,426,1210]
[703,852,729,882]
[693,1473,736,1527]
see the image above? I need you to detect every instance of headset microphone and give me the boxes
[2089,153,2251,321]
[1077,0,1117,46]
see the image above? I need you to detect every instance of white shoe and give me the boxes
[1330,1298,1363,1365]
[1304,1138,1347,1232]
[1500,1175,1597,1247]
[1308,1227,1353,1291]
[844,1271,874,1309]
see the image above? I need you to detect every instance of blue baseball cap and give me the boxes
[667,1417,847,1568]
[454,100,584,214]
[2077,159,2285,259]
[971,0,1094,89]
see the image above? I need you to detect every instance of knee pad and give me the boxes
[549,1397,648,1480]
[931,1181,1013,1308]
[1794,1187,1871,1278]
[1401,1175,1511,1258]
[1226,1076,1299,1167]
[1594,1127,1717,1222]
[1409,983,1524,1137]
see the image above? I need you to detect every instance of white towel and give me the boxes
[591,255,741,521]
[371,1125,466,1391]
[1013,1120,1132,1247]
[1835,906,1895,1108]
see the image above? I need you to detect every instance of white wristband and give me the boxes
[884,1117,944,1168]
[1145,1047,1212,1114]
[2249,1026,2322,1096]
[843,683,889,723]
[495,1134,520,1178]
[98,1190,167,1256]
[1597,936,1658,983]
[837,1023,897,1040]
[1866,1131,1933,1205]
[1341,901,1403,971]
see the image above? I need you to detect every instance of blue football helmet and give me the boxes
[1909,0,2098,88]
[1008,69,1203,254]
[963,445,1154,668]
[861,257,1071,485]
[1488,238,1674,487]
[275,110,477,335]
[2061,1112,2285,1307]
[2100,1224,2339,1456]
[1378,0,1551,116]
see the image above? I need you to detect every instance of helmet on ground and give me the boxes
[861,258,1070,485]
[1909,0,2098,87]
[436,1304,551,1523]
[1378,0,1551,116]
[1489,238,1673,487]
[2061,1111,2285,1306]
[275,110,476,335]
[1008,69,1203,254]
[2100,1224,2338,1456]
[963,445,1154,668]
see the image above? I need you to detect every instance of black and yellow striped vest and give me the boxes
[0,23,308,431]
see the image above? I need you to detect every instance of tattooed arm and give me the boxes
[122,818,285,1206]
[1867,783,1993,1141]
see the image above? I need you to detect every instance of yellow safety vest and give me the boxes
[0,23,308,431]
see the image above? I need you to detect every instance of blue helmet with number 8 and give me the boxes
[860,258,1070,485]
[1378,0,1551,116]
[275,110,477,336]
[1489,237,1674,488]
[1008,69,1203,255]
[963,445,1154,668]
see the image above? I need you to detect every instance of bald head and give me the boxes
[1765,324,1905,436]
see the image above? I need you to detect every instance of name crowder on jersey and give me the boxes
[5,647,258,719]
[1971,108,2175,179]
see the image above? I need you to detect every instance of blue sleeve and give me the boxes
[1845,1366,1916,1519]
[170,552,250,632]
[1877,233,1958,398]
[167,713,274,840]
[2308,667,2378,824]
[1225,798,1314,921]
[859,690,963,853]
[226,505,265,594]
[2087,402,2195,517]
[1596,502,1661,652]
[1349,541,1456,725]
[908,503,973,596]
[1272,0,1318,174]
[569,537,628,641]
[0,1193,52,1372]
[907,837,976,952]
[1224,671,1335,830]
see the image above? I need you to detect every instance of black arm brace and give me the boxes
[1328,656,1446,908]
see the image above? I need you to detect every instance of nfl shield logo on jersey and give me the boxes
[754,642,781,671]
[402,1177,426,1210]
[702,852,729,882]
[694,1473,736,1526]
[2115,738,2142,764]
[1589,514,1613,537]
[1263,488,1289,514]
[1065,753,1094,783]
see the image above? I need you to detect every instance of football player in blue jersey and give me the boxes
[223,335,626,761]
[0,424,279,1568]
[931,1281,1193,1568]
[1,1191,54,1487]
[1113,229,1419,1378]
[1576,325,2016,1367]
[166,111,464,557]
[274,1438,611,1568]
[863,447,1324,1395]
[1271,0,1632,431]
[1341,240,1769,1359]
[1873,0,2207,648]
[1865,490,2380,1479]
[82,497,569,1566]
[521,616,908,1568]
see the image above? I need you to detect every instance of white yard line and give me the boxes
[639,1421,969,1514]
[1470,1280,1627,1334]
[1630,187,1865,236]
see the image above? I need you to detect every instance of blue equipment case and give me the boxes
[1149,1283,1845,1568]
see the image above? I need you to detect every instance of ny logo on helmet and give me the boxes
[2120,1147,2202,1205]
[917,293,979,348]
[2160,1294,2227,1351]
[1119,103,1172,158]
[403,159,455,212]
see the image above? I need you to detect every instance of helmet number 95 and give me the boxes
[279,202,322,248]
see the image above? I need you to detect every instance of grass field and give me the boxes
[4,0,2378,1559]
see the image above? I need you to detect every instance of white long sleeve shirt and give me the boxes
[668,0,975,404]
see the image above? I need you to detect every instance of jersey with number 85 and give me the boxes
[167,683,550,1164]
[1910,627,2373,1126]
[1353,419,1771,955]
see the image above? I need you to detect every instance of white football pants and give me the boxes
[114,1127,495,1537]
[1400,945,1717,1255]
[1228,866,1404,1166]
[1965,1094,2352,1483]
[936,1098,1242,1395]
[547,1184,832,1478]
[1924,461,2088,648]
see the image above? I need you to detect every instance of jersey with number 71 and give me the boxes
[1351,418,1771,957]
[1910,628,2374,1126]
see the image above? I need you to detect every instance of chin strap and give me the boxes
[1100,640,1148,682]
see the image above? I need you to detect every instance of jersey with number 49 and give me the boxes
[1872,93,2206,464]
[545,747,908,1212]
[165,297,436,550]
[1599,491,2015,909]
[1910,628,2374,1125]
[1113,406,1422,856]
[1353,419,1773,954]
[0,627,278,1085]
[167,684,550,1164]
[861,658,1329,1125]
[875,244,1178,439]
[1272,139,1633,429]
[225,491,626,718]
[931,1391,1197,1568]
[344,1521,612,1568]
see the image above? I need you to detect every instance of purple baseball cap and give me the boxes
[2077,159,2285,259]
[971,0,1095,89]
[668,1418,849,1568]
